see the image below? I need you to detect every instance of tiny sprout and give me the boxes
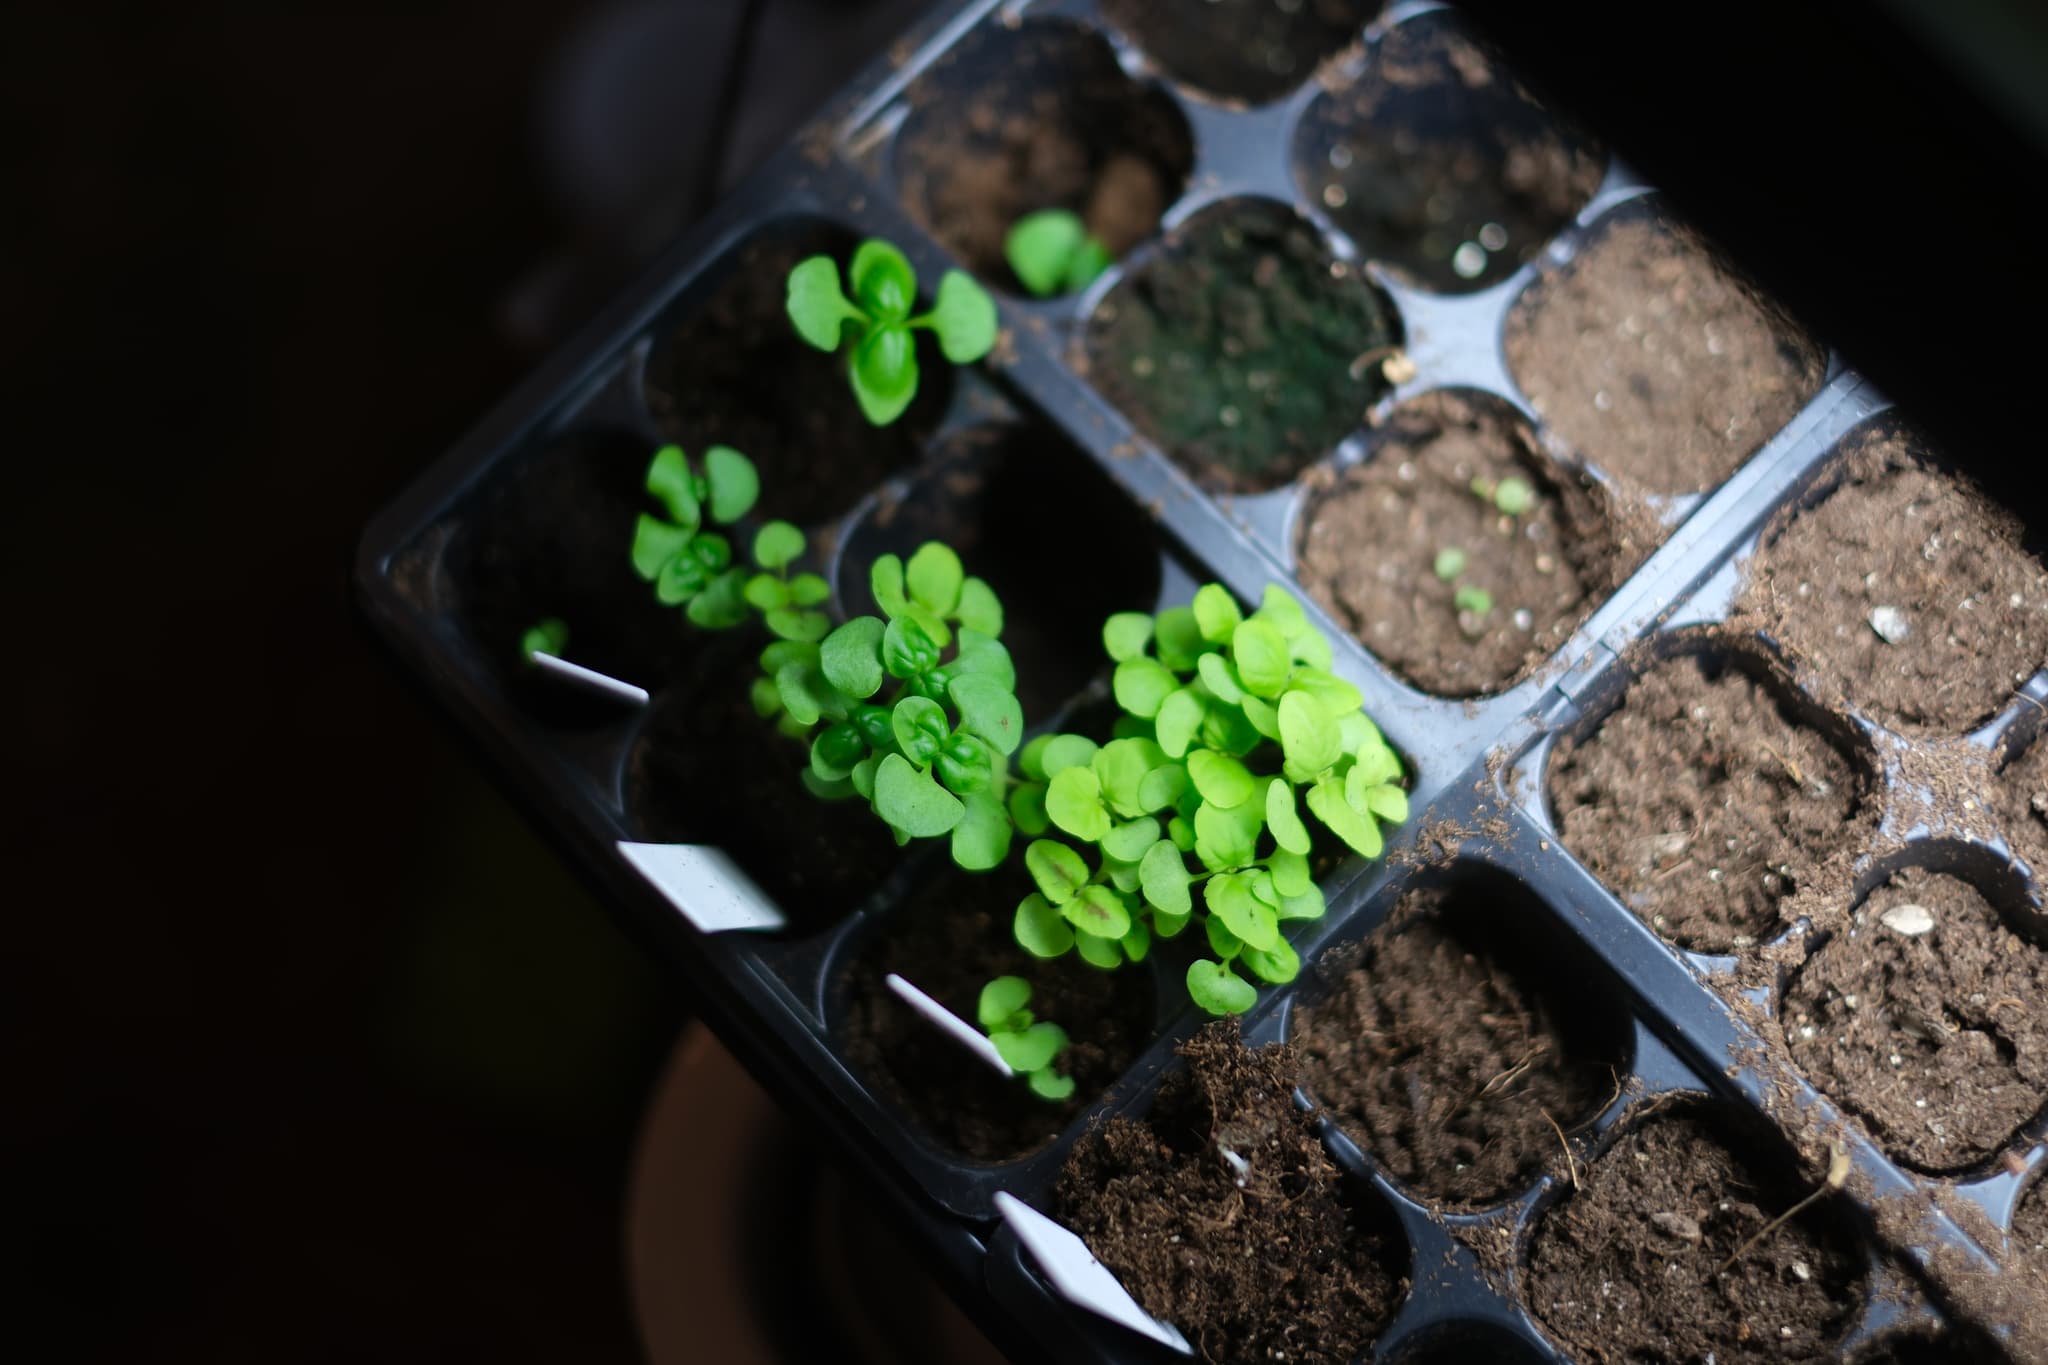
[520,617,569,662]
[1454,584,1494,615]
[786,238,998,426]
[1432,547,1467,582]
[977,976,1075,1101]
[1470,473,1534,516]
[1004,209,1112,298]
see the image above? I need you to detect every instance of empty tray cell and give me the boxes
[621,629,902,931]
[1383,1322,1550,1365]
[641,219,948,526]
[1784,858,2048,1174]
[1527,1103,1868,1364]
[835,420,1165,718]
[440,426,691,726]
[1100,0,1379,106]
[1740,418,2048,735]
[1291,871,1632,1206]
[892,18,1192,294]
[1083,198,1400,494]
[1546,645,1878,954]
[1504,201,1825,497]
[1054,1020,1409,1364]
[1291,11,1603,293]
[1850,1325,2012,1364]
[830,863,1158,1163]
[1295,388,1637,698]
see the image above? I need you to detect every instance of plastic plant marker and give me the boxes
[615,843,786,933]
[884,973,1014,1078]
[526,651,651,707]
[992,1193,1194,1355]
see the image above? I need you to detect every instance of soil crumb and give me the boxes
[1055,1020,1405,1364]
[1528,1106,1867,1363]
[1547,650,1874,952]
[1101,0,1377,106]
[1784,867,2048,1173]
[1505,211,1824,496]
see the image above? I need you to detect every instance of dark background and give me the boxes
[8,2,2045,1361]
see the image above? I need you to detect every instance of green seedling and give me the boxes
[786,238,998,426]
[1008,583,1408,1017]
[1454,584,1494,615]
[977,976,1075,1101]
[520,617,569,662]
[1470,473,1534,517]
[1432,547,1467,582]
[1004,209,1112,298]
[629,442,767,629]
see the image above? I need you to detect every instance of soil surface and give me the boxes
[642,226,945,527]
[1741,426,2048,734]
[1101,0,1377,105]
[1999,731,2048,876]
[838,867,1154,1162]
[1527,1106,1867,1363]
[1292,886,1620,1205]
[1852,1324,2011,1363]
[1547,650,1874,952]
[1056,1021,1406,1364]
[895,22,1190,290]
[1295,15,1603,293]
[1085,201,1400,493]
[1295,390,1632,697]
[2017,1171,2048,1260]
[1505,211,1825,496]
[1783,867,2048,1173]
[623,632,902,929]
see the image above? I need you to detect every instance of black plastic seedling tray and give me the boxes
[356,1,2048,1359]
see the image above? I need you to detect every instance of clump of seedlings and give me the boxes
[1004,208,1112,298]
[977,976,1075,1100]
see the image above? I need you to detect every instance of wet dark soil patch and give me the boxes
[894,20,1191,291]
[1547,649,1875,953]
[836,867,1154,1162]
[1851,1323,2012,1363]
[1295,389,1632,697]
[1785,867,2048,1173]
[1101,0,1378,106]
[1292,884,1624,1205]
[622,633,901,929]
[1084,200,1400,493]
[1293,14,1603,293]
[642,223,946,527]
[1742,426,2048,735]
[1055,1021,1407,1364]
[1528,1106,1868,1363]
[1505,209,1825,496]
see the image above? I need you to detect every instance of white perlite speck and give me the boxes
[1869,605,1912,643]
[1880,902,1936,936]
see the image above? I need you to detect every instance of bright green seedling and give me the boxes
[520,617,569,662]
[977,976,1074,1101]
[1008,583,1409,1017]
[1453,584,1494,615]
[1470,473,1535,517]
[1431,547,1466,582]
[629,442,769,630]
[786,238,998,426]
[1004,209,1112,299]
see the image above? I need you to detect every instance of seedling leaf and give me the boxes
[978,976,1033,1031]
[1026,839,1090,905]
[1140,839,1192,916]
[1015,892,1075,957]
[955,577,1004,636]
[1064,884,1131,940]
[645,445,702,527]
[786,255,864,350]
[993,1021,1068,1074]
[873,753,964,836]
[850,325,918,426]
[1267,779,1311,854]
[1232,619,1292,697]
[1187,960,1257,1016]
[1102,611,1155,663]
[849,239,916,321]
[1006,208,1089,297]
[1112,657,1177,719]
[905,541,964,615]
[1278,690,1341,774]
[521,617,569,661]
[701,445,759,524]
[922,270,998,363]
[753,520,805,571]
[949,674,1024,755]
[1046,766,1112,843]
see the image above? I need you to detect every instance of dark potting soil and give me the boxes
[1999,731,2048,877]
[1527,1107,1867,1364]
[2017,1171,2048,1261]
[641,227,945,528]
[1851,1325,2012,1364]
[1783,868,2048,1173]
[1741,427,2048,735]
[1055,1021,1406,1364]
[1293,14,1603,293]
[1504,212,1825,496]
[1295,389,1633,697]
[1291,887,1618,1206]
[837,867,1154,1162]
[1084,202,1400,494]
[622,632,902,929]
[1547,650,1874,953]
[1101,0,1377,106]
[894,21,1191,290]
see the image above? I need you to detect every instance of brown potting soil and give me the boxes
[1101,0,1378,106]
[641,228,945,527]
[1741,428,2048,735]
[1999,731,2048,876]
[1055,1021,1405,1364]
[1527,1107,1867,1364]
[895,22,1191,289]
[1295,390,1633,697]
[1851,1325,2012,1364]
[1291,888,1617,1206]
[1084,201,1400,494]
[837,868,1154,1162]
[1295,15,1603,293]
[1783,868,2048,1173]
[1504,213,1825,496]
[1547,650,1874,953]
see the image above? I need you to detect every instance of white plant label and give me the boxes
[884,974,1013,1078]
[616,842,787,932]
[993,1192,1192,1355]
[531,651,650,706]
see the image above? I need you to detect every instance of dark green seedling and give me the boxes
[1004,209,1112,298]
[520,617,569,662]
[630,443,768,628]
[977,975,1074,1101]
[785,239,998,426]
